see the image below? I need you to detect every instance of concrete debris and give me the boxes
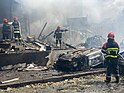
[6,87,13,91]
[25,85,31,88]
[13,63,27,71]
[34,42,46,51]
[1,63,48,71]
[27,35,35,43]
[25,63,48,71]
[84,35,105,48]
[25,66,48,71]
[1,78,19,84]
[1,63,27,71]
[1,65,13,70]
[27,63,35,68]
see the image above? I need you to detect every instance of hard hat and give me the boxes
[3,18,8,23]
[108,32,115,39]
[14,16,18,21]
[57,26,60,29]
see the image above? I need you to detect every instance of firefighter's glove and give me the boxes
[104,59,107,67]
[101,49,107,54]
[54,35,55,38]
[65,29,68,31]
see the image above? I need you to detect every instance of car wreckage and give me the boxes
[54,48,104,71]
[54,46,124,73]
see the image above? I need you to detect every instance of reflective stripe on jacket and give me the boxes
[12,21,20,33]
[54,30,62,39]
[102,39,119,59]
[14,31,20,33]
[105,47,119,58]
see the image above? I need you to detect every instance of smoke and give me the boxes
[19,0,124,43]
[82,0,124,23]
[82,0,124,43]
[21,0,124,25]
[28,0,82,22]
[16,0,83,45]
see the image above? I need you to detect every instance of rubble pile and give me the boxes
[84,35,105,48]
[1,63,48,71]
[1,74,124,93]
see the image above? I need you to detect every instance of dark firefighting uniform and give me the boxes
[54,29,63,47]
[2,23,11,39]
[102,38,119,83]
[12,21,21,41]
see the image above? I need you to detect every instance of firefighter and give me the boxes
[54,26,68,47]
[12,17,22,42]
[2,18,11,40]
[102,32,120,83]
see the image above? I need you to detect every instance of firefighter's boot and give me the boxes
[60,44,61,49]
[104,77,111,83]
[114,76,119,83]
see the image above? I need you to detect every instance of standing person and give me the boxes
[102,32,120,83]
[12,17,22,42]
[2,18,11,40]
[54,26,68,47]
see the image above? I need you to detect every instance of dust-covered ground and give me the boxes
[0,74,124,93]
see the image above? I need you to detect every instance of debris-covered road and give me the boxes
[0,74,124,93]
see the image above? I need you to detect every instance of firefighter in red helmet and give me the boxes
[102,32,120,83]
[12,16,22,42]
[2,18,11,40]
[3,18,8,23]
[108,32,115,39]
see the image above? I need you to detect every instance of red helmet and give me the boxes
[14,17,18,21]
[3,18,8,23]
[108,32,115,39]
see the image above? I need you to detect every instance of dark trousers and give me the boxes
[3,32,11,39]
[14,33,21,39]
[56,39,62,46]
[105,58,119,82]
